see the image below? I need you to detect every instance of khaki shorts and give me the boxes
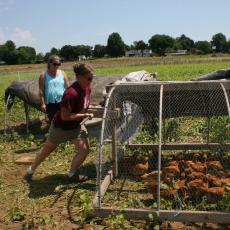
[47,123,88,145]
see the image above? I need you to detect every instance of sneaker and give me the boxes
[23,172,33,183]
[68,172,88,183]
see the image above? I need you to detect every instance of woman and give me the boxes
[24,63,94,183]
[39,55,70,122]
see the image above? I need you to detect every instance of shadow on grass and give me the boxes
[2,120,49,138]
[28,162,97,200]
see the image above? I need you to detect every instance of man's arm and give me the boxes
[61,107,94,121]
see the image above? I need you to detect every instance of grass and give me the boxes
[0,56,230,229]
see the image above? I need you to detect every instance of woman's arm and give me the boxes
[39,73,46,112]
[62,71,70,88]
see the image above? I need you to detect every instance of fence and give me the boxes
[93,80,230,223]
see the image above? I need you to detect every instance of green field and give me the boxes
[0,57,229,229]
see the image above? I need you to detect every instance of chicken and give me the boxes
[146,181,177,199]
[200,153,208,163]
[184,167,193,176]
[191,162,207,173]
[224,170,230,178]
[165,160,179,167]
[179,160,194,171]
[207,161,224,171]
[162,165,180,177]
[206,187,225,203]
[141,170,159,183]
[176,179,188,197]
[188,179,208,198]
[180,172,186,179]
[161,188,178,199]
[192,153,201,163]
[216,170,226,178]
[221,178,230,186]
[162,172,175,184]
[129,156,149,176]
[145,181,159,196]
[206,174,222,187]
[187,172,205,181]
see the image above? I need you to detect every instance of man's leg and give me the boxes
[31,141,57,171]
[69,138,89,173]
[68,138,89,182]
[24,141,57,182]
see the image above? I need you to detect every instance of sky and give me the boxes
[0,0,229,53]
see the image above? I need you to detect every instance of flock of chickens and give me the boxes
[122,153,230,203]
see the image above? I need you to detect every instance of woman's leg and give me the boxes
[46,103,61,122]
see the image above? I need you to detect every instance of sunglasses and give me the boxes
[52,62,61,67]
[85,76,93,82]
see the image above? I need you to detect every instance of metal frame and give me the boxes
[94,80,230,223]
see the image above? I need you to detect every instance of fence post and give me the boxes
[157,84,164,211]
[112,98,118,178]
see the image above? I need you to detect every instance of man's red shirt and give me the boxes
[53,81,91,130]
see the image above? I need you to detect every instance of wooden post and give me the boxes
[89,208,230,223]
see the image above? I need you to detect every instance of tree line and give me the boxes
[0,32,230,65]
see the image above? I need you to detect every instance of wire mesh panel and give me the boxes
[96,80,230,221]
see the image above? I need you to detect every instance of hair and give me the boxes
[47,55,61,69]
[73,63,94,77]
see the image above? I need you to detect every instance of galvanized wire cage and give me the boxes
[93,80,230,223]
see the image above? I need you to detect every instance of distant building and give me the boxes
[78,55,87,61]
[165,50,187,56]
[125,49,152,57]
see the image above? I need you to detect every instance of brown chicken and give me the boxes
[207,161,224,171]
[146,181,178,199]
[187,172,205,181]
[179,160,194,171]
[221,178,230,186]
[188,179,208,198]
[141,170,159,183]
[224,170,230,178]
[206,187,225,203]
[162,172,175,184]
[162,165,180,177]
[191,162,207,173]
[192,153,201,163]
[161,188,178,199]
[129,156,149,176]
[206,174,222,187]
[184,167,193,176]
[165,160,179,167]
[176,179,188,196]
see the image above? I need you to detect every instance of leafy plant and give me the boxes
[7,207,25,221]
[104,213,134,229]
[73,191,92,223]
[163,118,180,142]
